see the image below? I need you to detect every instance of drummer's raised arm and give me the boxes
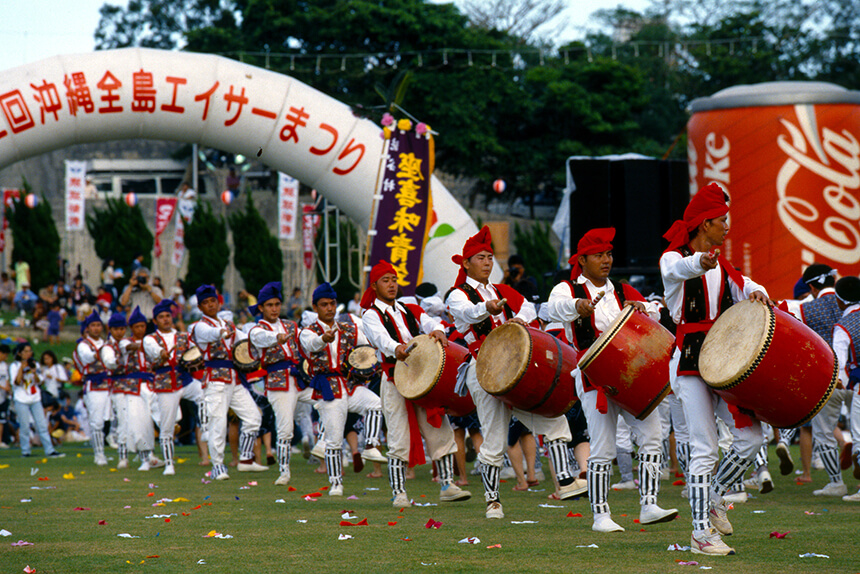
[249,325,279,349]
[191,320,225,344]
[547,282,582,323]
[142,335,163,363]
[100,345,118,371]
[446,288,490,324]
[659,250,707,283]
[299,327,326,354]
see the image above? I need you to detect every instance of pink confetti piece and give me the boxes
[247,481,258,486]
[769,531,790,539]
[424,518,442,529]
[73,507,90,511]
[98,520,106,525]
[486,544,502,549]
[677,561,699,566]
[804,511,821,516]
[347,495,359,500]
[24,566,36,573]
[123,478,130,482]
[11,540,34,546]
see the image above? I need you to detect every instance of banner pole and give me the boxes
[361,137,389,293]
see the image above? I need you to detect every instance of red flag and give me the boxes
[154,198,177,257]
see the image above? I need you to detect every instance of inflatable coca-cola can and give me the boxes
[688,82,860,298]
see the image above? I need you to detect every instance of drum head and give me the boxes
[475,322,530,395]
[182,346,202,362]
[700,300,772,388]
[394,335,443,400]
[348,345,378,370]
[578,305,634,369]
[232,340,255,367]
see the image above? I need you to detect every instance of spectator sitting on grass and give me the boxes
[14,283,38,314]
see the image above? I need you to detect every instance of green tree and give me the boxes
[86,197,154,288]
[7,182,61,291]
[183,202,230,292]
[227,194,283,295]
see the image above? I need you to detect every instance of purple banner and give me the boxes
[369,128,433,295]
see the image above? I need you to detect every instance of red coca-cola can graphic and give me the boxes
[688,82,860,298]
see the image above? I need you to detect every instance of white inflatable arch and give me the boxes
[0,47,492,288]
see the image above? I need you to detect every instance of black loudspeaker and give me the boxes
[567,158,688,282]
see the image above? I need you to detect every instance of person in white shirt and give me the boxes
[548,227,678,533]
[299,282,384,497]
[39,350,67,400]
[189,285,266,480]
[361,261,470,506]
[11,343,63,458]
[446,226,584,520]
[74,310,111,465]
[660,183,770,556]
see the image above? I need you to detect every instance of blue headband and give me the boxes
[257,281,283,304]
[107,312,127,328]
[152,299,175,319]
[195,284,218,303]
[312,282,337,304]
[128,306,147,326]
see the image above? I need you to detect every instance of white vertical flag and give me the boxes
[278,172,299,240]
[65,160,87,231]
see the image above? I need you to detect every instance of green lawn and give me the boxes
[2,444,858,573]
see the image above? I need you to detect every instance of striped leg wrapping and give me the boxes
[118,443,128,462]
[139,450,151,464]
[689,473,711,532]
[588,461,612,516]
[196,400,209,442]
[481,464,501,503]
[238,431,257,461]
[91,429,105,459]
[388,457,406,496]
[676,442,690,477]
[212,463,228,479]
[661,438,671,469]
[638,453,662,506]
[778,427,796,445]
[438,453,455,486]
[364,409,382,447]
[160,437,174,465]
[547,439,573,484]
[754,444,768,469]
[326,448,343,486]
[815,444,843,484]
[277,439,291,475]
[712,451,752,497]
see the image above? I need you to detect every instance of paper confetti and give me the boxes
[174,497,189,502]
[769,531,790,539]
[667,544,690,552]
[304,492,322,498]
[20,499,31,503]
[0,529,11,536]
[458,537,481,544]
[196,560,206,565]
[341,511,356,519]
[37,477,49,481]
[98,520,106,525]
[799,553,829,558]
[275,499,286,504]
[338,534,353,540]
[117,533,140,538]
[804,511,821,516]
[347,495,359,500]
[339,519,369,527]
[752,510,766,514]
[62,473,75,480]
[575,544,599,548]
[11,540,34,546]
[24,566,36,573]
[676,561,699,566]
[510,520,538,524]
[296,520,307,523]
[388,522,397,526]
[400,537,412,542]
[29,468,39,476]
[365,487,379,491]
[203,530,233,539]
[566,512,583,518]
[672,479,686,486]
[413,502,437,507]
[539,504,563,508]
[145,514,177,519]
[486,544,502,549]
[425,518,442,529]
[288,486,296,492]
[73,507,90,511]
[0,464,9,469]
[303,496,318,502]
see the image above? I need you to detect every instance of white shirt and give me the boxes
[10,361,42,405]
[832,304,860,386]
[782,292,815,319]
[361,299,444,359]
[659,250,767,325]
[299,319,369,370]
[75,336,105,370]
[41,364,68,398]
[447,276,536,346]
[0,362,10,403]
[144,329,179,363]
[547,276,659,351]
[100,337,121,372]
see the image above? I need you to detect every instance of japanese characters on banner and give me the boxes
[302,204,321,270]
[171,190,197,268]
[154,197,177,257]
[278,173,299,240]
[64,160,87,230]
[369,125,433,294]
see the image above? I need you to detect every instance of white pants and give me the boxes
[576,374,662,465]
[381,374,457,463]
[205,381,262,467]
[84,390,112,434]
[666,393,689,443]
[851,388,860,461]
[465,361,571,468]
[141,383,161,428]
[812,388,853,449]
[112,393,155,452]
[669,352,762,475]
[268,386,316,443]
[317,385,381,450]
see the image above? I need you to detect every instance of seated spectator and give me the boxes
[95,285,112,309]
[39,282,58,306]
[33,300,49,335]
[50,393,87,443]
[0,272,15,309]
[13,283,38,314]
[70,275,91,312]
[55,278,70,311]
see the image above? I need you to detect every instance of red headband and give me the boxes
[360,260,398,309]
[451,226,493,285]
[569,227,615,280]
[663,182,729,252]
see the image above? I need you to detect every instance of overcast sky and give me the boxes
[0,0,651,71]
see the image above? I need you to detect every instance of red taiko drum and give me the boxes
[476,322,578,418]
[578,305,674,420]
[699,300,837,428]
[394,335,475,417]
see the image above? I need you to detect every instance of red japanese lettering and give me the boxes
[310,123,338,156]
[161,76,187,113]
[69,216,81,227]
[69,178,82,187]
[96,71,123,113]
[70,204,82,214]
[0,90,35,134]
[252,107,276,120]
[279,106,309,143]
[69,191,82,201]
[30,80,62,124]
[132,69,156,113]
[332,139,366,176]
[223,85,248,127]
[194,81,219,121]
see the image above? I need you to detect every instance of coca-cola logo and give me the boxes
[776,105,860,264]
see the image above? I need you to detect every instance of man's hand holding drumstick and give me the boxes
[321,324,341,344]
[575,291,605,318]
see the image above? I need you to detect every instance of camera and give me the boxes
[137,275,147,285]
[27,357,36,369]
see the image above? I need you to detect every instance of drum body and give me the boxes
[179,346,204,372]
[394,334,475,416]
[476,323,578,418]
[346,345,380,382]
[699,300,837,428]
[578,306,674,420]
[231,340,260,373]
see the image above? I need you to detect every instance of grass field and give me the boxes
[2,444,859,574]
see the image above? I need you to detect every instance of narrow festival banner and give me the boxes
[154,197,177,257]
[278,173,299,240]
[171,191,196,268]
[302,204,316,270]
[64,160,87,231]
[369,119,433,294]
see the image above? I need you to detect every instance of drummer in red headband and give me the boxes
[360,260,471,507]
[660,183,770,556]
[446,226,586,520]
[547,227,678,533]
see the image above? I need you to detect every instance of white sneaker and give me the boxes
[776,442,794,475]
[813,482,847,496]
[117,459,129,470]
[722,491,747,504]
[440,483,471,502]
[592,514,625,533]
[639,504,679,525]
[94,454,108,466]
[149,458,165,469]
[138,461,151,472]
[215,472,231,481]
[163,464,175,476]
[558,478,588,499]
[392,492,410,507]
[237,461,269,472]
[611,479,637,490]
[691,527,736,556]
[310,440,325,460]
[361,446,387,464]
[329,484,344,496]
[758,469,774,494]
[709,499,733,536]
[485,501,504,519]
[842,490,860,502]
[274,473,290,486]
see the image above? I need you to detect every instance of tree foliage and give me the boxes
[227,194,283,295]
[8,181,61,291]
[183,202,230,292]
[85,197,153,284]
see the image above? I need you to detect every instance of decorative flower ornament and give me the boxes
[381,113,395,127]
[397,118,412,131]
